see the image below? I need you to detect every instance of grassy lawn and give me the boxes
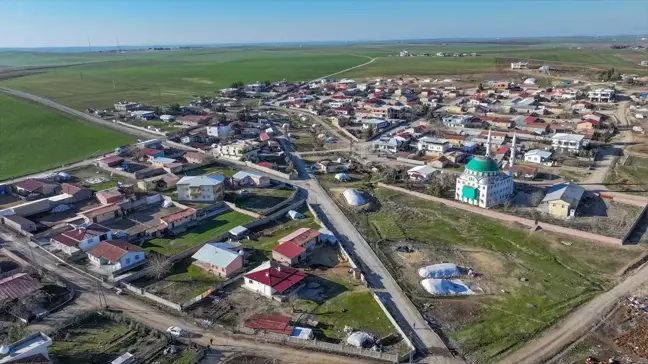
[1,50,366,110]
[0,93,131,181]
[245,213,321,253]
[298,291,395,340]
[604,157,648,195]
[224,187,294,213]
[342,187,642,362]
[145,258,222,303]
[143,210,255,257]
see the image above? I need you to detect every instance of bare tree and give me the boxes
[529,190,545,207]
[145,254,172,280]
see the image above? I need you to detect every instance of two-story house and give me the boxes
[176,175,225,202]
[551,133,584,153]
[417,137,450,155]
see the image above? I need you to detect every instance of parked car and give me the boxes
[167,326,183,337]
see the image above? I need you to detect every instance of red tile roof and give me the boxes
[244,262,307,294]
[87,240,143,262]
[273,242,305,260]
[61,183,88,195]
[161,208,196,224]
[0,273,44,301]
[184,152,207,161]
[81,203,121,219]
[523,116,539,124]
[496,146,511,154]
[52,233,80,247]
[14,179,44,192]
[100,155,124,166]
[244,314,294,335]
[53,223,110,246]
[257,162,273,169]
[278,228,320,247]
[141,148,163,157]
[259,132,270,142]
[580,118,600,125]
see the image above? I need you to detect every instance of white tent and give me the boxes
[287,210,305,220]
[342,189,365,206]
[523,78,537,85]
[335,173,350,182]
[420,279,474,296]
[418,263,461,279]
[346,331,373,348]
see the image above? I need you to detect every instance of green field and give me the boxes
[0,50,367,110]
[144,258,222,303]
[143,210,254,256]
[0,93,131,181]
[2,44,646,112]
[342,187,642,363]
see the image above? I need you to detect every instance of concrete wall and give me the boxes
[115,120,166,136]
[260,189,298,216]
[223,201,262,219]
[379,183,624,245]
[396,157,425,166]
[622,204,648,243]
[244,199,305,230]
[237,327,398,362]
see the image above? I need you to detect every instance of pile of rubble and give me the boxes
[612,297,648,359]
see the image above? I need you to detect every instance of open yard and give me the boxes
[224,187,295,214]
[49,313,199,364]
[337,187,644,363]
[605,156,648,195]
[244,209,321,253]
[143,210,255,257]
[0,93,131,181]
[135,257,222,303]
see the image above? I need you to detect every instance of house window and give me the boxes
[125,258,131,264]
[248,279,253,284]
[135,255,139,260]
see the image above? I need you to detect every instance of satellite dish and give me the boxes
[0,345,10,355]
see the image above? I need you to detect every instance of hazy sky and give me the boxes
[1,0,647,47]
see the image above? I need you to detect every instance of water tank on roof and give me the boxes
[0,345,10,355]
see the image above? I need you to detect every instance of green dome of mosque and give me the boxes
[465,156,500,173]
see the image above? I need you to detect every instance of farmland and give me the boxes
[2,43,647,112]
[338,187,643,363]
[0,93,131,181]
[0,50,368,110]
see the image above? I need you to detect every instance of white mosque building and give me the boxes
[455,130,515,208]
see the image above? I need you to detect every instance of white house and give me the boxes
[417,137,450,155]
[587,88,616,103]
[362,118,388,130]
[210,140,261,160]
[407,165,439,181]
[159,114,175,122]
[206,125,231,138]
[176,175,225,202]
[231,171,270,187]
[50,223,112,256]
[372,137,401,153]
[442,115,477,128]
[0,332,52,364]
[524,149,553,165]
[511,62,528,69]
[86,240,146,273]
[551,133,584,152]
[243,261,307,298]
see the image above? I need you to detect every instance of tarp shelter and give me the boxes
[229,225,249,237]
[291,327,314,340]
[342,189,365,206]
[346,331,374,348]
[287,210,305,220]
[418,263,461,279]
[318,228,337,243]
[335,173,350,182]
[420,278,474,296]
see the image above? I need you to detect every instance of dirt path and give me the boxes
[501,262,648,364]
[309,56,377,83]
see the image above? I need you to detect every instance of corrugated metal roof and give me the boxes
[0,273,43,301]
[192,242,240,268]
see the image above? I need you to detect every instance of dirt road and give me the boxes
[1,230,376,364]
[501,255,648,363]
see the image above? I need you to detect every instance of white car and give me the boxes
[166,326,183,337]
